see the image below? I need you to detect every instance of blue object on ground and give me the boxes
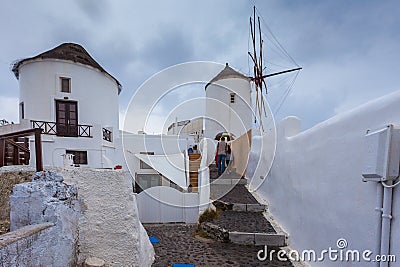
[149,236,160,244]
[172,264,195,267]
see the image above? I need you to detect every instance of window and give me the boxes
[230,93,236,103]
[19,102,24,119]
[66,150,88,165]
[139,152,154,169]
[60,77,71,93]
[135,174,162,193]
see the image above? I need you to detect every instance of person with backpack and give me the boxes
[216,137,228,175]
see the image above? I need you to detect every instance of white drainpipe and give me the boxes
[379,180,396,267]
[375,183,383,267]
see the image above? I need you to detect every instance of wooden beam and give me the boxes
[0,128,42,139]
[0,139,4,167]
[251,67,302,81]
[34,130,43,172]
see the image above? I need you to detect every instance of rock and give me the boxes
[84,257,105,267]
[31,170,64,183]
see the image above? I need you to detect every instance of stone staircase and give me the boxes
[188,153,201,192]
[201,164,287,247]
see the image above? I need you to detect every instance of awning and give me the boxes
[135,153,188,190]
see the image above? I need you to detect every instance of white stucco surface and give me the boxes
[252,90,400,266]
[61,168,154,267]
[19,59,119,130]
[123,133,191,183]
[136,186,199,223]
[135,153,187,189]
[8,58,122,170]
[205,78,252,139]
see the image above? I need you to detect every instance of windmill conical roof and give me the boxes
[205,63,249,89]
[12,43,122,94]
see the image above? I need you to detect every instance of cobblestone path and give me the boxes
[144,224,293,267]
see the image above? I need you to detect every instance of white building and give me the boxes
[1,43,123,169]
[167,118,204,143]
[204,63,252,140]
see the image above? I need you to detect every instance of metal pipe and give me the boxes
[380,180,394,267]
[375,182,383,267]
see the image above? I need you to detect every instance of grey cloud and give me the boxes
[0,1,399,130]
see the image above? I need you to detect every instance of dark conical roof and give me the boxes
[12,43,122,94]
[205,63,250,89]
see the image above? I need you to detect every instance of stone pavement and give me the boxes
[218,184,259,204]
[144,223,293,267]
[202,166,287,248]
[212,211,275,233]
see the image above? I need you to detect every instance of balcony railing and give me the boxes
[102,128,112,142]
[31,120,92,138]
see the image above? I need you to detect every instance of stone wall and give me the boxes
[0,223,57,266]
[3,170,81,266]
[60,168,154,267]
[0,166,35,222]
[199,222,229,242]
[10,171,80,265]
[0,168,154,266]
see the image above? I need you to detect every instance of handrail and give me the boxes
[0,128,43,171]
[5,139,30,153]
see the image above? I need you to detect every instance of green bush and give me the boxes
[198,208,218,223]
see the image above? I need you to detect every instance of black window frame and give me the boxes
[66,150,88,165]
[60,77,71,93]
[19,102,24,119]
[230,93,236,103]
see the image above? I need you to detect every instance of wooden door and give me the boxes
[56,100,78,137]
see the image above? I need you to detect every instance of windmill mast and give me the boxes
[248,6,302,131]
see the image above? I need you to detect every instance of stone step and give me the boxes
[229,231,286,246]
[200,221,287,246]
[213,200,266,212]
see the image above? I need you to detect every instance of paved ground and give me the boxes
[218,185,259,204]
[144,224,293,267]
[212,211,275,233]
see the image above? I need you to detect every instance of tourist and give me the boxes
[225,143,232,172]
[216,137,227,175]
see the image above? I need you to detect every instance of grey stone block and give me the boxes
[254,233,286,246]
[232,204,247,211]
[237,179,247,185]
[229,232,254,245]
[246,204,266,212]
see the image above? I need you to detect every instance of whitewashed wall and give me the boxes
[205,78,252,139]
[122,133,191,173]
[252,91,400,266]
[61,168,154,266]
[27,124,120,169]
[18,59,119,131]
[136,186,199,223]
[14,59,121,169]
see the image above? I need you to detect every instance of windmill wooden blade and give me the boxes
[248,5,302,131]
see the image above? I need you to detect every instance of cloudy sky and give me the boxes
[0,0,399,131]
